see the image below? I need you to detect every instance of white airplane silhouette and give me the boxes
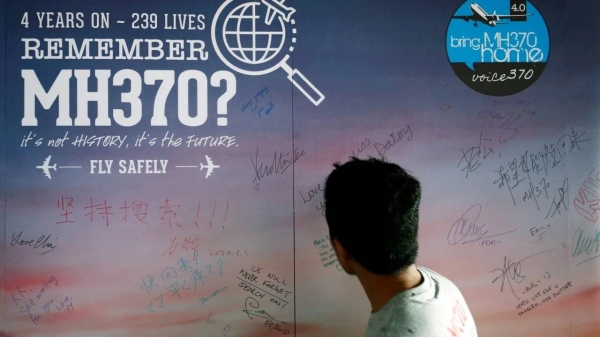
[452,3,533,27]
[200,155,220,178]
[36,155,57,179]
[262,0,296,25]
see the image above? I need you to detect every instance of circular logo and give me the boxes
[445,0,550,96]
[223,2,286,65]
[212,0,296,76]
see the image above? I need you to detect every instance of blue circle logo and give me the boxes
[446,0,550,96]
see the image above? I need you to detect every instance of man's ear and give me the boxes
[331,238,355,275]
[331,239,348,260]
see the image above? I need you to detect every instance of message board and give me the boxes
[1,0,599,336]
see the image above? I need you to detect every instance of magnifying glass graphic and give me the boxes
[211,0,325,106]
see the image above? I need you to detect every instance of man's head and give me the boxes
[324,157,421,276]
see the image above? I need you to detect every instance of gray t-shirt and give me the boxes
[365,266,478,337]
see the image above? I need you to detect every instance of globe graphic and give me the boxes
[223,2,286,65]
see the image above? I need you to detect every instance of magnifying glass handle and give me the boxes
[287,68,325,106]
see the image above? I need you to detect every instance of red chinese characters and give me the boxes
[56,196,74,224]
[160,197,181,228]
[84,198,113,226]
[162,236,200,256]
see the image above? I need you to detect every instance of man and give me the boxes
[324,157,477,337]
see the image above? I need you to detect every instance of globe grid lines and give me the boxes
[222,1,297,67]
[224,3,284,64]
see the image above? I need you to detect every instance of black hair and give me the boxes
[324,157,421,275]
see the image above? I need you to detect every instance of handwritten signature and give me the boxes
[489,112,521,144]
[374,124,413,157]
[572,228,600,266]
[243,297,285,323]
[530,224,551,244]
[457,131,496,178]
[11,231,58,255]
[545,178,569,219]
[251,147,306,184]
[447,205,516,245]
[491,249,557,300]
[478,97,528,143]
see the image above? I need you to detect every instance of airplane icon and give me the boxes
[452,3,533,27]
[199,155,220,179]
[36,155,57,179]
[262,0,296,25]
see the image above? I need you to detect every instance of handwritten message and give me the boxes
[52,196,230,229]
[239,265,292,335]
[313,235,343,271]
[298,124,414,218]
[238,265,291,310]
[493,127,588,218]
[515,281,572,317]
[299,181,326,217]
[142,251,224,312]
[10,276,73,326]
[242,87,275,118]
[491,249,556,301]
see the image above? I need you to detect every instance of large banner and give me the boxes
[2,1,599,336]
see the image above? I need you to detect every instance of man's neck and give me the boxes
[357,264,424,313]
